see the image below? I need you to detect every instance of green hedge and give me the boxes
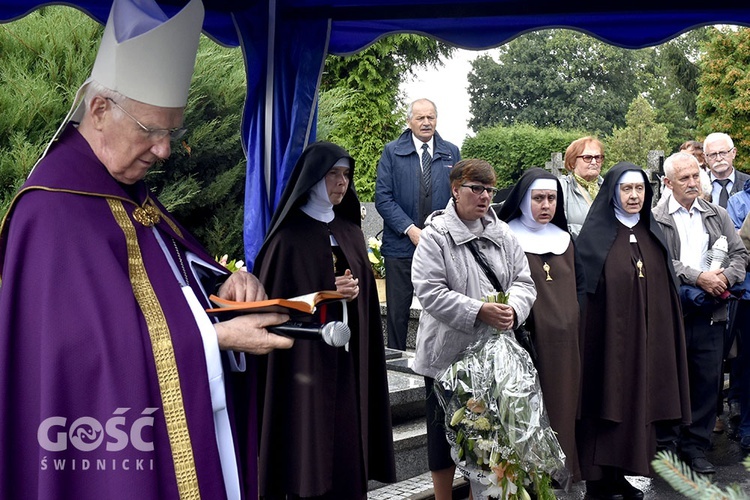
[461,124,587,187]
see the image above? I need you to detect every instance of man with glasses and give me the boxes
[375,98,460,351]
[704,132,750,209]
[703,132,750,448]
[0,0,292,497]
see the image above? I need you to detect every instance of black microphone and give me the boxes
[268,321,351,347]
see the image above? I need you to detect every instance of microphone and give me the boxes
[268,321,351,347]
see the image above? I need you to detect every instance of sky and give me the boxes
[400,48,496,149]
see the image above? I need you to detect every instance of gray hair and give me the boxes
[82,80,127,111]
[663,151,700,179]
[407,98,437,120]
[703,132,734,150]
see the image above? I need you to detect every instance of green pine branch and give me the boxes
[651,451,749,499]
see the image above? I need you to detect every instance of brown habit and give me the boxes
[526,247,582,480]
[253,142,395,499]
[578,223,690,478]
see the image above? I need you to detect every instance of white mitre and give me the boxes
[35,0,204,167]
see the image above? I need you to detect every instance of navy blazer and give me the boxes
[375,129,460,258]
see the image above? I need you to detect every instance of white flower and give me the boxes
[367,237,381,250]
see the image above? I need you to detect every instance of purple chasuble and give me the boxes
[0,125,252,499]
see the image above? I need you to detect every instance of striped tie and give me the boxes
[421,143,432,192]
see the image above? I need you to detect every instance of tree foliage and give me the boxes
[461,124,584,187]
[697,26,750,172]
[0,7,247,258]
[467,30,651,136]
[317,35,454,201]
[606,96,670,168]
[147,37,248,258]
[0,7,101,216]
[647,28,711,146]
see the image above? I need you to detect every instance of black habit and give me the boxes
[253,142,396,498]
[575,163,691,479]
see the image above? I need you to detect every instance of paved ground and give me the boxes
[369,424,750,499]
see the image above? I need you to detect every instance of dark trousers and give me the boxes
[385,256,413,350]
[736,303,750,437]
[680,315,726,459]
[424,377,454,471]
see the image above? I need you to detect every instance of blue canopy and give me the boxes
[3,1,750,266]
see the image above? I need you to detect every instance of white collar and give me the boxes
[710,168,735,184]
[667,193,705,215]
[412,135,434,155]
[507,218,570,255]
[300,177,334,223]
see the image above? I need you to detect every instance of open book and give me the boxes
[205,290,345,316]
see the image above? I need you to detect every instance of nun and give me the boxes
[575,163,690,500]
[498,167,584,482]
[253,142,396,499]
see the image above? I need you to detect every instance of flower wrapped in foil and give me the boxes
[436,328,569,499]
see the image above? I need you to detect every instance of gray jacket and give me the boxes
[652,196,748,321]
[559,173,603,240]
[411,200,536,378]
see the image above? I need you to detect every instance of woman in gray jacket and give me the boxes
[411,158,536,500]
[559,136,605,239]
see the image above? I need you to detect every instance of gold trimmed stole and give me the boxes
[108,198,200,500]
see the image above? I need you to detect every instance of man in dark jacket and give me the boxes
[375,98,460,350]
[704,132,750,209]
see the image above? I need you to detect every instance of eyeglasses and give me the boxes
[461,184,499,195]
[106,98,187,141]
[576,154,604,164]
[705,148,734,161]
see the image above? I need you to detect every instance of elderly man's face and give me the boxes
[704,137,736,178]
[99,98,184,184]
[408,100,437,143]
[665,158,701,209]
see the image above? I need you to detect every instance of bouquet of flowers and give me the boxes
[367,237,385,279]
[435,294,568,500]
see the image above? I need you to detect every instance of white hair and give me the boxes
[82,80,128,112]
[703,132,734,150]
[663,151,700,179]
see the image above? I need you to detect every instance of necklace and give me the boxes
[171,238,189,284]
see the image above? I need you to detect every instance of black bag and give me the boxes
[512,324,538,364]
[466,241,538,364]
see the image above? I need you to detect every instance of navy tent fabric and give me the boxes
[3,1,750,265]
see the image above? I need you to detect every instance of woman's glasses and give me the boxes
[576,154,604,164]
[461,184,499,195]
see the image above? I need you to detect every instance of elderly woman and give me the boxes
[253,142,396,499]
[497,167,584,482]
[576,163,690,500]
[411,159,536,499]
[559,136,606,239]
